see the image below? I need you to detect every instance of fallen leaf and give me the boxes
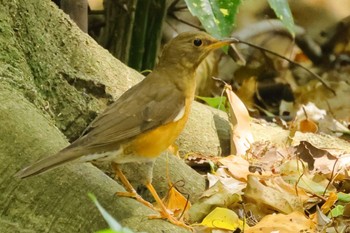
[265,176,309,203]
[244,175,304,214]
[321,192,338,214]
[281,159,336,195]
[162,184,191,219]
[219,155,250,181]
[295,141,337,171]
[200,207,244,231]
[207,168,246,193]
[226,85,254,155]
[343,203,350,217]
[328,205,344,218]
[310,205,331,231]
[187,181,242,223]
[299,118,318,133]
[244,211,316,233]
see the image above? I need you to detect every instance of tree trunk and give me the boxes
[61,0,88,32]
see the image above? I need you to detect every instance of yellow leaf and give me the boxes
[201,207,243,230]
[321,192,338,214]
[162,184,191,219]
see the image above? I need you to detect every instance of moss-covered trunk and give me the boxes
[0,0,229,232]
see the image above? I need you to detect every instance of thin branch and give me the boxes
[234,39,336,96]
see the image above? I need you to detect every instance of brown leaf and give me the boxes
[299,119,318,133]
[219,155,250,181]
[225,85,254,155]
[295,141,337,170]
[244,212,316,233]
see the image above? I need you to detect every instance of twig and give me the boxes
[234,39,336,96]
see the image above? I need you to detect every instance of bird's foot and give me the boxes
[148,211,192,230]
[116,191,191,230]
[145,183,192,230]
[115,191,155,210]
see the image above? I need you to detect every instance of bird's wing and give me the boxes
[15,77,186,179]
[73,77,186,150]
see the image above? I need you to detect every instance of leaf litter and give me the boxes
[182,87,350,232]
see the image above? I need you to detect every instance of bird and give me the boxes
[15,31,236,228]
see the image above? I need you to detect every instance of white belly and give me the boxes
[76,148,154,164]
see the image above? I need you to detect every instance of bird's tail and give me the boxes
[14,148,82,179]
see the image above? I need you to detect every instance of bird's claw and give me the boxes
[115,191,155,210]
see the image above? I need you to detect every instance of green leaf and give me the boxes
[267,0,295,38]
[96,230,118,233]
[184,0,241,38]
[196,96,227,111]
[88,193,135,233]
[328,205,344,218]
[338,192,350,203]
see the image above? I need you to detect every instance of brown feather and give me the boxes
[15,31,236,178]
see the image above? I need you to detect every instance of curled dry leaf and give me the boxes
[219,155,250,181]
[187,180,242,223]
[207,168,246,193]
[225,85,254,155]
[162,184,191,220]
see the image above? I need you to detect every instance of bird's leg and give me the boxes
[146,183,192,230]
[112,162,191,229]
[112,163,155,210]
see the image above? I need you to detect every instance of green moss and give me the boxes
[0,0,110,140]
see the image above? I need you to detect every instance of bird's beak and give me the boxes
[207,38,238,50]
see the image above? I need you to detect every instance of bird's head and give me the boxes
[157,31,237,70]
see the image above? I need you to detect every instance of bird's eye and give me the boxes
[193,38,203,47]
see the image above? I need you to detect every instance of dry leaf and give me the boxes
[244,211,316,233]
[244,175,304,214]
[187,181,242,223]
[226,85,254,155]
[219,155,250,181]
[200,207,244,231]
[281,158,336,195]
[299,119,318,133]
[295,102,349,135]
[310,205,331,231]
[321,192,338,214]
[295,141,337,171]
[162,184,191,219]
[207,168,246,193]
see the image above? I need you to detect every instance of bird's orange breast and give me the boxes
[130,99,192,158]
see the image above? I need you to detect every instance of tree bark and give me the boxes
[1,2,350,232]
[61,0,88,32]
